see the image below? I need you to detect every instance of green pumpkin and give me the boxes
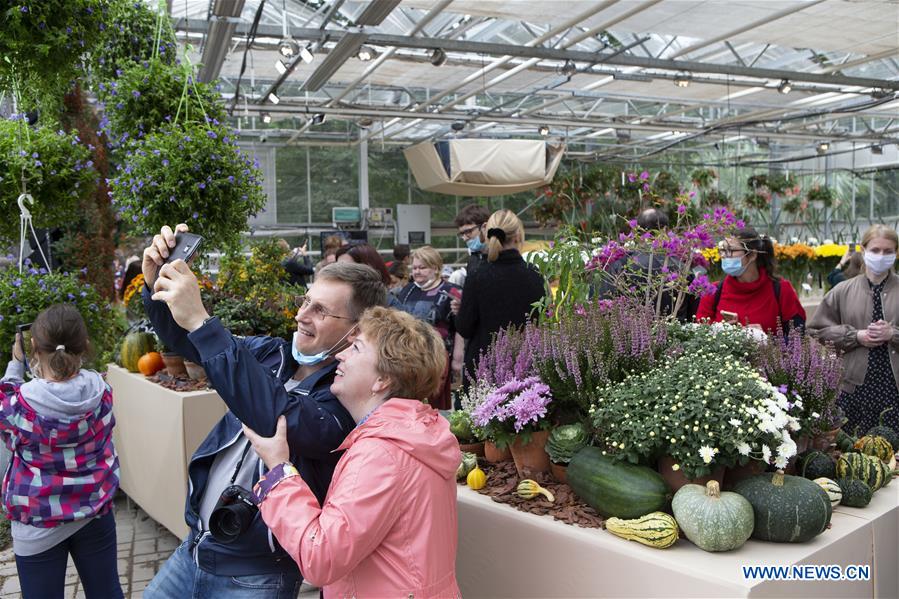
[672,480,754,552]
[733,471,832,543]
[835,429,857,453]
[837,478,873,508]
[866,408,899,451]
[797,450,836,480]
[456,452,478,480]
[854,435,894,462]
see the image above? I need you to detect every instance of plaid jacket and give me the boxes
[0,380,119,527]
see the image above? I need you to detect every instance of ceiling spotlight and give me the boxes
[817,141,830,154]
[777,79,793,94]
[358,117,374,128]
[311,113,326,125]
[560,60,577,78]
[298,44,314,64]
[871,144,884,155]
[616,129,631,141]
[268,93,280,105]
[357,46,375,61]
[275,60,288,75]
[279,37,299,58]
[261,112,272,124]
[538,124,550,136]
[430,48,447,67]
[673,73,691,88]
[450,120,465,132]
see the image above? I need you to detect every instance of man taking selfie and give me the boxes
[141,225,386,598]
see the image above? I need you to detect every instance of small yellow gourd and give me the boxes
[516,479,555,502]
[466,466,487,490]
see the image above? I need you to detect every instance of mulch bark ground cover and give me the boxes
[147,371,209,392]
[460,459,605,529]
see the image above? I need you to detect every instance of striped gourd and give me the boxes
[605,512,679,549]
[813,478,842,508]
[119,332,157,373]
[837,453,885,491]
[854,435,895,462]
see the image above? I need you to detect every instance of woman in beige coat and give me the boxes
[808,224,899,434]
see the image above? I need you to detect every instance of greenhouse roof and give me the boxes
[170,0,899,162]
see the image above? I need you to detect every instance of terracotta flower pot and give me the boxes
[509,430,551,478]
[794,435,811,454]
[550,462,568,484]
[723,460,766,491]
[459,441,485,457]
[183,360,207,381]
[811,428,841,451]
[484,440,512,463]
[161,352,187,377]
[658,455,724,493]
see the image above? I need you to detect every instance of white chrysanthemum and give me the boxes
[811,411,820,419]
[729,418,742,427]
[699,445,718,464]
[774,455,789,469]
[762,445,772,462]
[737,442,751,456]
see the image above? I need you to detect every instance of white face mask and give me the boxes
[864,252,896,275]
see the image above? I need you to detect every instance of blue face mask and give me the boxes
[291,327,355,366]
[721,257,747,277]
[466,237,484,253]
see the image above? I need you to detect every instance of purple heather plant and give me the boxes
[757,329,843,436]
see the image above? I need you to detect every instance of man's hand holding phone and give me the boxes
[143,225,211,332]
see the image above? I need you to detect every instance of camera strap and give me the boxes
[230,440,253,485]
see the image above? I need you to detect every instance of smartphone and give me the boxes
[720,310,739,324]
[16,323,32,374]
[165,232,204,264]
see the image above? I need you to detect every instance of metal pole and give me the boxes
[306,146,312,224]
[358,137,369,215]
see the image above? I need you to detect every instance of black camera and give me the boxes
[208,485,258,544]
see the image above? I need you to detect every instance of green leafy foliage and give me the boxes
[109,121,266,253]
[0,120,97,246]
[546,422,590,464]
[0,266,123,368]
[90,0,177,85]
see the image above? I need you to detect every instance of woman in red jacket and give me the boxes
[696,227,805,333]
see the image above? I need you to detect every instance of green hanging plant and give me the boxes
[0,0,106,112]
[108,120,267,253]
[90,0,177,86]
[99,56,226,147]
[0,119,97,245]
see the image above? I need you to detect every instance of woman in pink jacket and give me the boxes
[244,306,461,598]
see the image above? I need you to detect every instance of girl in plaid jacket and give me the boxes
[1,304,122,599]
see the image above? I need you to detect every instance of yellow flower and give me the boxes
[702,247,720,263]
[814,243,849,258]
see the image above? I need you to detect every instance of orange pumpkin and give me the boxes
[137,352,165,376]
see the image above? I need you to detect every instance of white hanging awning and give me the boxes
[404,139,565,197]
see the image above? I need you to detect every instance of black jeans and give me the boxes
[15,510,123,599]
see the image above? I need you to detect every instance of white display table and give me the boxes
[107,365,228,539]
[456,482,898,598]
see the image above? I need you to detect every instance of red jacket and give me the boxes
[696,267,805,332]
[258,399,461,598]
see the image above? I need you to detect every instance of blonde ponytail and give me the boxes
[484,209,524,262]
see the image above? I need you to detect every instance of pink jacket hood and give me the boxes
[336,398,460,480]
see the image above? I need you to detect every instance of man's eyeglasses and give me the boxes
[457,225,480,239]
[294,296,353,321]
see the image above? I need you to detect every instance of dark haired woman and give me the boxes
[695,227,806,333]
[335,243,391,286]
[456,210,545,392]
[1,304,122,598]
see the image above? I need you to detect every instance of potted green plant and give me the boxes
[546,423,590,483]
[448,411,484,456]
[590,347,802,491]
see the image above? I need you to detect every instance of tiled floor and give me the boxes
[0,494,318,598]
